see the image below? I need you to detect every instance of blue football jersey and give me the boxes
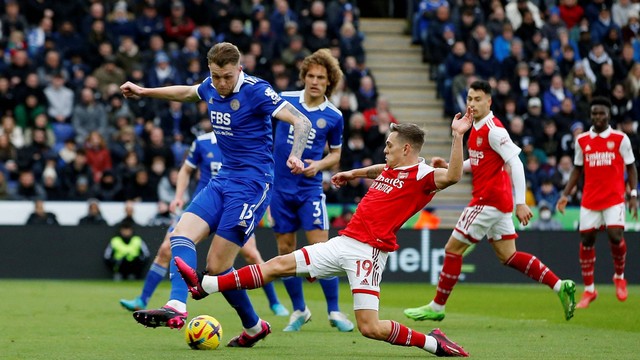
[273,90,343,193]
[184,132,224,194]
[196,72,288,182]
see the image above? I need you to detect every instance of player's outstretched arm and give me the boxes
[331,164,386,188]
[434,107,473,189]
[120,81,200,102]
[557,166,583,214]
[302,147,341,178]
[274,103,312,174]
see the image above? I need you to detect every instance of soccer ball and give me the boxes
[184,315,223,350]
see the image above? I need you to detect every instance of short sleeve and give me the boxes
[488,126,521,162]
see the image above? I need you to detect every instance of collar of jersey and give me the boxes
[299,90,328,111]
[390,157,425,170]
[588,126,612,138]
[472,111,493,130]
[211,71,245,97]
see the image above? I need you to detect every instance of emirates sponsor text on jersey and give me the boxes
[370,173,404,194]
[586,151,616,167]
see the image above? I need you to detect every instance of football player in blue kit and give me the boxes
[119,121,289,318]
[270,49,354,332]
[120,42,311,347]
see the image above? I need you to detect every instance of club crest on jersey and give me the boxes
[206,152,214,158]
[208,98,214,104]
[476,137,483,146]
[316,118,327,129]
[230,99,240,111]
[607,141,615,150]
[398,172,409,179]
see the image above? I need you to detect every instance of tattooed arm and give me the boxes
[274,102,312,174]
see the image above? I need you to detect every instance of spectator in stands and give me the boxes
[143,127,174,169]
[542,6,566,44]
[60,149,93,193]
[17,127,50,178]
[157,167,187,205]
[327,0,360,39]
[506,0,543,31]
[538,119,563,160]
[104,220,149,281]
[72,87,108,144]
[117,200,139,226]
[467,24,492,57]
[23,114,55,148]
[362,96,398,131]
[330,205,354,229]
[270,0,299,41]
[355,75,377,112]
[522,97,549,143]
[92,55,127,96]
[218,18,252,54]
[473,42,500,80]
[79,198,108,225]
[107,1,136,44]
[339,21,365,63]
[552,98,579,134]
[493,23,515,63]
[1,115,24,149]
[0,132,17,166]
[614,43,636,83]
[146,52,182,88]
[0,171,10,200]
[148,200,174,227]
[425,6,454,70]
[44,72,74,124]
[84,131,112,184]
[164,1,195,46]
[591,5,619,44]
[115,36,142,77]
[37,50,68,85]
[543,74,575,117]
[306,20,331,53]
[438,41,470,115]
[486,2,508,37]
[508,116,527,148]
[281,35,311,69]
[14,94,45,131]
[336,176,367,205]
[12,169,46,201]
[582,42,613,84]
[559,0,584,30]
[116,150,142,198]
[365,111,392,160]
[158,101,196,141]
[127,167,157,202]
[26,199,58,225]
[610,83,633,128]
[41,164,63,201]
[529,200,563,231]
[455,8,480,47]
[135,3,164,48]
[95,169,124,202]
[594,62,616,97]
[621,11,640,43]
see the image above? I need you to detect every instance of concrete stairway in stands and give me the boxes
[359,18,470,228]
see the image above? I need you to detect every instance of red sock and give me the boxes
[579,243,596,286]
[217,265,264,292]
[610,239,626,276]
[433,252,462,305]
[386,321,426,348]
[506,251,560,289]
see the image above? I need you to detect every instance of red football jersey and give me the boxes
[340,161,438,252]
[574,128,635,210]
[467,113,520,213]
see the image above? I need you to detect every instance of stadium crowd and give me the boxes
[414,0,640,210]
[0,0,386,211]
[2,0,639,225]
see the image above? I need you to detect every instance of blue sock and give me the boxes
[319,277,340,313]
[262,282,280,307]
[169,236,197,304]
[218,267,260,329]
[282,276,306,311]
[139,262,167,305]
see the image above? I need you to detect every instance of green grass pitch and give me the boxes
[1,280,638,359]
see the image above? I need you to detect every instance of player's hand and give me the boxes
[120,81,143,99]
[430,157,448,168]
[170,198,184,213]
[301,159,321,177]
[515,204,533,226]
[331,171,355,188]
[556,195,568,215]
[287,155,305,174]
[629,196,638,220]
[451,106,474,136]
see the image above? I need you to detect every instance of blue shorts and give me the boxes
[186,177,272,246]
[271,189,328,234]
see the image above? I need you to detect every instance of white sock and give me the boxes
[166,300,186,313]
[201,275,219,293]
[429,301,445,312]
[245,320,264,336]
[585,284,595,292]
[424,335,438,353]
[553,280,561,292]
[613,273,624,280]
